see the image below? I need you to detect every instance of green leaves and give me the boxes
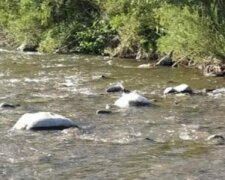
[1,0,225,61]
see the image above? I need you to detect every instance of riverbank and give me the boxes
[1,27,225,78]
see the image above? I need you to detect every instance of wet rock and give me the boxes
[0,102,20,109]
[164,84,192,95]
[174,84,192,93]
[156,51,174,66]
[17,43,38,52]
[12,112,79,130]
[114,91,151,108]
[207,134,225,145]
[106,83,129,93]
[96,110,112,114]
[163,87,176,94]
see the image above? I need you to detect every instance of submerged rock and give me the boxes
[96,110,112,115]
[207,134,225,145]
[164,84,192,95]
[114,91,151,108]
[12,112,78,130]
[0,102,20,109]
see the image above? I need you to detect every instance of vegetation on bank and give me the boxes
[1,0,225,63]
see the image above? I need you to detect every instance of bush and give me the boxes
[156,3,225,62]
[0,0,114,54]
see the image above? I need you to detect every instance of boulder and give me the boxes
[173,84,192,93]
[164,84,192,94]
[163,87,176,94]
[106,83,130,93]
[114,91,151,108]
[12,112,78,130]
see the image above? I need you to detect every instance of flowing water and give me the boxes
[1,49,225,179]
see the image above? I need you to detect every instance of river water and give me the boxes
[1,49,225,179]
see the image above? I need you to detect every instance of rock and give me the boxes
[163,87,176,94]
[0,102,20,109]
[164,84,192,94]
[207,134,225,145]
[17,43,38,52]
[12,112,78,130]
[106,83,125,93]
[96,110,112,114]
[156,51,174,66]
[173,84,192,93]
[114,91,151,108]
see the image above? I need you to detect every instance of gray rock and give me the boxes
[164,84,192,94]
[173,84,192,93]
[106,83,129,93]
[12,112,78,130]
[163,87,176,94]
[114,91,151,108]
[207,134,225,145]
[0,102,20,109]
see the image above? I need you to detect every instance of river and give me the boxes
[1,49,225,179]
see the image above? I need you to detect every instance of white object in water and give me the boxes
[12,112,77,130]
[163,87,175,94]
[173,84,192,93]
[163,84,192,94]
[114,92,151,108]
[138,63,152,68]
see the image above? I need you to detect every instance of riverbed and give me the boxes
[1,49,225,179]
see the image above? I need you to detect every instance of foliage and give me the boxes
[0,0,114,54]
[1,0,225,62]
[157,1,225,61]
[99,0,160,58]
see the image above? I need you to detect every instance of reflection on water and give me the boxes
[1,49,225,179]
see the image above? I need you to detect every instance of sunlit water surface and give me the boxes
[1,50,225,179]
